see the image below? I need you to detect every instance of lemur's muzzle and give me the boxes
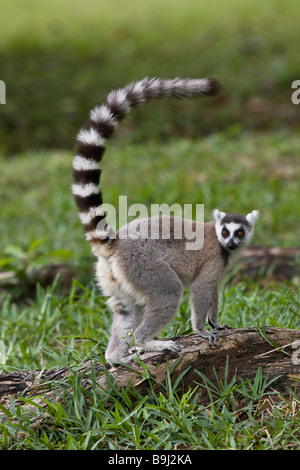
[226,240,238,250]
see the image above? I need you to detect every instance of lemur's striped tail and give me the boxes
[72,77,220,251]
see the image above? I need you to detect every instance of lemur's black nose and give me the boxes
[226,239,238,250]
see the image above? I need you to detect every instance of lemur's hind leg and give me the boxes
[132,261,183,354]
[105,296,144,363]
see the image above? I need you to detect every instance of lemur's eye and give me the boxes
[237,231,244,238]
[222,229,229,238]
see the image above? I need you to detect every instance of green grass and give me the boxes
[0,0,299,153]
[0,280,299,450]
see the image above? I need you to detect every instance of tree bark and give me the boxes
[0,327,299,419]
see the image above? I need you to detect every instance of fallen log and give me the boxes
[237,246,300,283]
[0,327,299,418]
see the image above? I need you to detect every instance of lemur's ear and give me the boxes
[213,209,226,222]
[246,210,259,225]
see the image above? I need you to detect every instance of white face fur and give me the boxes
[213,209,259,251]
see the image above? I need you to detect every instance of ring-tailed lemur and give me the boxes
[72,77,259,362]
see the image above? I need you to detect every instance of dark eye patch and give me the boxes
[222,227,229,238]
[234,228,245,238]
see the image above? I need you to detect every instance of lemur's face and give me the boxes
[213,209,259,251]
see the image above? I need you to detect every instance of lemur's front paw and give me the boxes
[216,322,232,330]
[197,328,219,346]
[208,320,232,331]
